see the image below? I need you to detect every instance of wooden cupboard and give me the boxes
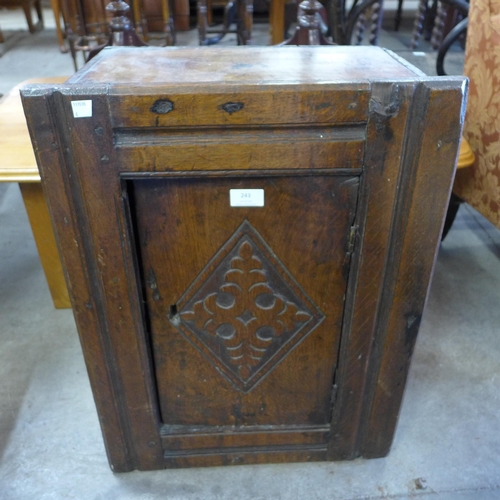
[21,46,466,471]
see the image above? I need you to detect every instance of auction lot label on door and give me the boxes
[230,189,265,207]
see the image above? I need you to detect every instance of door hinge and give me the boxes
[331,383,338,407]
[347,225,358,255]
[328,382,339,422]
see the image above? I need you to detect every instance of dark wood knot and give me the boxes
[150,99,174,114]
[220,102,244,115]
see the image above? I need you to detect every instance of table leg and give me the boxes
[19,183,71,309]
[269,0,286,44]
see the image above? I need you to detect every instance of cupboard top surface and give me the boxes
[67,46,423,87]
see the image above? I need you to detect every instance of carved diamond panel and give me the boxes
[171,220,325,392]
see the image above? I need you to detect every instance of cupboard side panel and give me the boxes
[21,88,134,472]
[360,81,467,457]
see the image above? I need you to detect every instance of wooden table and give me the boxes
[0,77,70,309]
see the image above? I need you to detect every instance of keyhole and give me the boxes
[169,304,178,318]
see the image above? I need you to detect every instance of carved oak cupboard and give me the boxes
[21,46,466,472]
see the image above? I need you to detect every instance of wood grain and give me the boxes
[360,81,467,457]
[132,175,358,429]
[19,183,71,309]
[21,47,466,471]
[328,81,416,460]
[67,46,422,85]
[108,87,370,128]
[21,88,135,471]
[114,126,365,172]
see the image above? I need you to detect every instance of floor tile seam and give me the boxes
[342,483,500,500]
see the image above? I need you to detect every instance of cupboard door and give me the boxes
[127,174,358,455]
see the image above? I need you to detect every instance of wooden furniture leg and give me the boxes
[369,0,383,45]
[34,0,43,25]
[22,3,36,32]
[19,183,71,309]
[270,0,285,44]
[50,0,68,53]
[173,0,189,31]
[21,0,44,33]
[198,0,251,45]
[282,0,333,45]
[410,0,427,48]
[430,1,447,49]
[238,0,253,44]
[197,0,209,42]
[160,0,175,44]
[441,138,475,239]
[394,0,403,30]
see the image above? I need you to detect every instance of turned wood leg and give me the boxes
[410,0,426,49]
[161,0,175,45]
[369,0,383,45]
[430,2,446,50]
[198,0,209,44]
[246,0,254,44]
[354,11,366,44]
[19,183,71,309]
[270,0,285,44]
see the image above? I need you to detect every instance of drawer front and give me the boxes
[109,86,370,128]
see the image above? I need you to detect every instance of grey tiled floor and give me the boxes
[1,7,499,500]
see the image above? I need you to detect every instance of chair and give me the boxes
[281,0,332,45]
[59,0,174,70]
[86,0,148,61]
[451,0,500,229]
[410,0,468,50]
[0,0,43,44]
[59,0,113,69]
[197,0,253,45]
[271,0,384,45]
[328,0,385,45]
[132,0,175,45]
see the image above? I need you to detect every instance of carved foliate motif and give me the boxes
[172,220,325,392]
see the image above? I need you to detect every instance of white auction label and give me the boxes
[230,189,264,207]
[71,100,93,118]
